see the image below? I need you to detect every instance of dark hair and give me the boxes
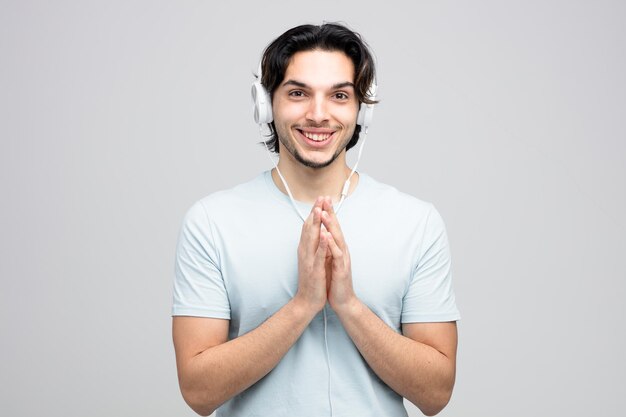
[260,23,377,153]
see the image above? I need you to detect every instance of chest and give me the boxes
[214,217,415,335]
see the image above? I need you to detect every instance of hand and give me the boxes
[320,196,357,311]
[294,197,329,314]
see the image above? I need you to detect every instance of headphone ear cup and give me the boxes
[251,82,273,124]
[357,82,377,130]
[357,103,374,130]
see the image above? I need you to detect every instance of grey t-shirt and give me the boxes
[172,170,460,417]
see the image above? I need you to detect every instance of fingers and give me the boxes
[300,197,325,254]
[300,195,347,256]
[325,230,343,259]
[314,231,330,267]
[320,196,347,249]
[322,195,335,216]
[304,197,324,228]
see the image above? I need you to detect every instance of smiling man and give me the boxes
[172,23,460,417]
[272,50,356,170]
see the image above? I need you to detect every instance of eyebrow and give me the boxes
[282,79,355,90]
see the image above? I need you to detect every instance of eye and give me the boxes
[288,90,305,98]
[333,92,349,100]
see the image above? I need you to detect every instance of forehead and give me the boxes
[283,50,355,87]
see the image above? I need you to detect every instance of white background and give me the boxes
[2,1,625,415]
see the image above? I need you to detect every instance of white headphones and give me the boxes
[251,61,377,130]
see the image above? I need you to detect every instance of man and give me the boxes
[172,23,460,417]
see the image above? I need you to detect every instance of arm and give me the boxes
[334,300,457,416]
[320,197,458,416]
[173,198,329,416]
[172,299,318,416]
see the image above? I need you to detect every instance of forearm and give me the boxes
[180,298,317,416]
[335,299,456,416]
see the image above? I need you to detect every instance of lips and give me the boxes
[295,128,336,147]
[301,131,331,141]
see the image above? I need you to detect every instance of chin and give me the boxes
[293,149,341,169]
[276,128,350,169]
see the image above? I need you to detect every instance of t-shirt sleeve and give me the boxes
[171,200,231,319]
[401,204,460,323]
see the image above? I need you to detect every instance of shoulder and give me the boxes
[181,172,271,227]
[357,173,437,221]
[189,172,268,213]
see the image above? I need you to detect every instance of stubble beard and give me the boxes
[276,125,355,170]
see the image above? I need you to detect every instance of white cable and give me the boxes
[323,305,334,417]
[335,127,368,213]
[262,128,307,222]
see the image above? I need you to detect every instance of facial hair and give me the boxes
[276,124,355,169]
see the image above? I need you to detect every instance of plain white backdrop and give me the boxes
[2,1,625,416]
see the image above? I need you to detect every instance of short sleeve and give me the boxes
[401,205,460,323]
[171,201,231,319]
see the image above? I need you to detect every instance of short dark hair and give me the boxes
[260,23,377,153]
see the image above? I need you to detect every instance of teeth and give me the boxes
[302,131,331,141]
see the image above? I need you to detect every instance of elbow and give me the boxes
[412,385,454,417]
[180,384,218,416]
[192,407,214,417]
[420,404,447,417]
[190,404,215,417]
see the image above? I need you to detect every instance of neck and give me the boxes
[272,154,358,204]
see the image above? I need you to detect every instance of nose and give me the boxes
[305,94,329,125]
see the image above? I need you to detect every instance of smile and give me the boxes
[296,129,336,146]
[302,131,331,141]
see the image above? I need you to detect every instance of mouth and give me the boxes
[295,128,336,147]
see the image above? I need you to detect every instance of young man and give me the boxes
[172,23,460,417]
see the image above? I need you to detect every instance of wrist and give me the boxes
[291,293,325,318]
[332,295,363,319]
